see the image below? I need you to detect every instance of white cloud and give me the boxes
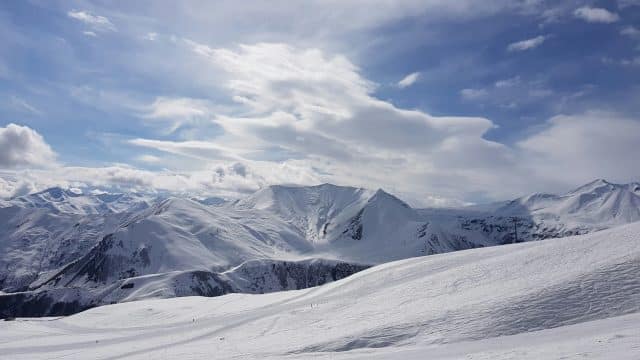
[507,35,547,52]
[518,111,640,186]
[460,88,488,100]
[529,88,554,98]
[176,41,524,202]
[67,10,117,32]
[141,97,213,133]
[129,138,239,162]
[0,124,57,169]
[618,0,640,8]
[0,160,322,200]
[155,41,640,201]
[135,154,162,164]
[621,26,640,38]
[7,96,42,116]
[397,72,421,88]
[573,7,619,23]
[83,31,97,37]
[4,34,638,204]
[603,56,640,67]
[620,57,640,66]
[144,32,158,41]
[495,76,521,88]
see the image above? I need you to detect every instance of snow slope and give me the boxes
[1,221,639,359]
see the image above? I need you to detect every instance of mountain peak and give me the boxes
[369,188,410,208]
[567,179,618,195]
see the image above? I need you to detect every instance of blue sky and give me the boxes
[1,0,639,205]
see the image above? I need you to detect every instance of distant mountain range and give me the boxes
[1,179,639,317]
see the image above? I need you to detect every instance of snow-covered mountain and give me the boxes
[451,179,640,244]
[1,179,639,317]
[2,221,639,359]
[498,179,640,224]
[9,186,156,215]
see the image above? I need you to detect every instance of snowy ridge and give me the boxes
[1,222,639,359]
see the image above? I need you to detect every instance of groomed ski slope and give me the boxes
[1,221,640,359]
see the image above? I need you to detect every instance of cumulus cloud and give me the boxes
[507,35,547,52]
[0,124,57,169]
[0,160,323,200]
[397,72,421,88]
[173,41,525,202]
[573,7,619,23]
[67,10,117,32]
[4,38,638,204]
[129,41,639,202]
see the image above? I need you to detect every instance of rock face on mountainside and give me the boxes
[1,179,639,317]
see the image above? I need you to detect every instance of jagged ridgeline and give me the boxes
[1,180,639,317]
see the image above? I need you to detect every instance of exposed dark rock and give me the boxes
[0,259,369,318]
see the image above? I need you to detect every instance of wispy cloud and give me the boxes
[67,10,117,32]
[621,26,640,38]
[507,35,547,52]
[602,56,640,67]
[574,7,619,23]
[397,72,420,88]
[140,97,214,134]
[495,76,521,88]
[7,96,42,116]
[144,32,158,41]
[460,88,488,100]
[621,57,640,67]
[135,154,162,164]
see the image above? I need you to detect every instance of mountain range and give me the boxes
[1,179,639,317]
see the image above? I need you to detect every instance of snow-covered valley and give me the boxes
[1,221,639,359]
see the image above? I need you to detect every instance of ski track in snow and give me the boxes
[1,221,640,359]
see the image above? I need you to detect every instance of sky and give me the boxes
[1,0,639,206]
